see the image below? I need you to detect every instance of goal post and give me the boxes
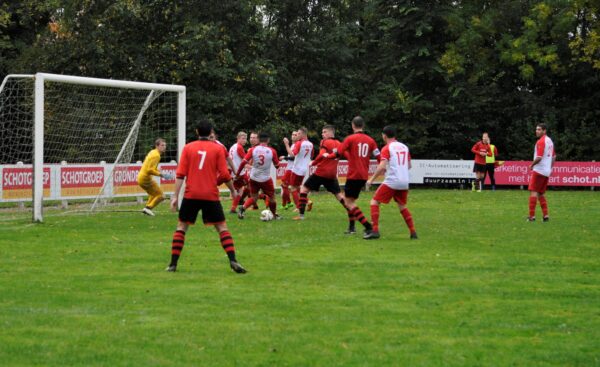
[0,73,186,222]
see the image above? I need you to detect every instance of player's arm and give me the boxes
[471,143,479,155]
[170,149,188,212]
[271,148,281,167]
[366,160,387,191]
[146,153,162,176]
[217,151,237,197]
[530,140,545,170]
[311,147,327,166]
[326,138,347,159]
[283,137,294,156]
[236,149,253,176]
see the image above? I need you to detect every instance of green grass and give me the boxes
[1,189,599,366]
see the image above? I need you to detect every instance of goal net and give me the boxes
[0,73,185,222]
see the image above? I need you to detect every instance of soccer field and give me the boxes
[0,189,598,366]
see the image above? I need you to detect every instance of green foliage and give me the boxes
[1,0,599,160]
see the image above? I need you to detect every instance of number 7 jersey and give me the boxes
[176,139,231,200]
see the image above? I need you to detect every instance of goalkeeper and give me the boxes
[137,138,172,216]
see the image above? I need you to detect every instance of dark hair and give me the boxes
[352,116,365,128]
[382,125,396,138]
[259,132,270,142]
[196,119,213,137]
[154,138,165,146]
[323,125,335,135]
[537,123,547,131]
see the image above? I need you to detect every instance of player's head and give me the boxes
[209,132,217,141]
[322,125,335,139]
[249,131,259,146]
[297,127,308,139]
[237,131,247,145]
[536,123,547,137]
[259,132,270,143]
[482,132,489,143]
[351,116,365,131]
[382,125,396,142]
[154,138,166,153]
[196,120,213,139]
[291,131,299,142]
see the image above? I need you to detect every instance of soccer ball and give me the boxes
[260,209,274,221]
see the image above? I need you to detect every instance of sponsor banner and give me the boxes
[2,167,51,200]
[159,164,177,193]
[495,161,600,187]
[113,165,145,195]
[60,166,104,197]
[410,160,474,184]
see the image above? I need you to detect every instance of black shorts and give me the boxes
[303,174,341,194]
[344,179,367,199]
[179,198,225,225]
[473,163,487,173]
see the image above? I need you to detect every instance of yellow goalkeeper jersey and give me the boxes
[137,149,161,183]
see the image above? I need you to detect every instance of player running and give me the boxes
[166,120,246,274]
[293,125,346,220]
[236,132,281,220]
[137,138,172,216]
[364,125,418,240]
[527,123,555,222]
[228,131,248,213]
[283,127,314,210]
[324,116,379,234]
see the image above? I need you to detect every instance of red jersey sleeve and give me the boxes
[380,145,390,161]
[236,144,245,159]
[292,141,301,156]
[271,148,280,166]
[471,142,481,155]
[176,146,190,178]
[217,148,231,181]
[336,137,350,157]
[535,138,545,158]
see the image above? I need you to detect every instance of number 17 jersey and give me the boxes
[381,140,411,190]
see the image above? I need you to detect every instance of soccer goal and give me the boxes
[0,73,185,222]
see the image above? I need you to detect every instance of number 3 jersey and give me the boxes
[243,144,280,183]
[381,140,411,190]
[176,139,231,200]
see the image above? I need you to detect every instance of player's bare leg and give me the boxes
[238,193,259,219]
[215,222,246,273]
[166,221,190,272]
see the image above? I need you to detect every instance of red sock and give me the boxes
[219,231,236,261]
[243,197,255,210]
[231,195,241,211]
[539,196,548,217]
[370,204,380,232]
[400,208,415,234]
[282,186,290,206]
[292,190,300,208]
[529,197,537,218]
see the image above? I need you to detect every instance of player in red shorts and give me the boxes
[527,123,555,222]
[471,132,491,192]
[324,116,379,235]
[228,131,248,213]
[166,120,246,274]
[235,132,281,220]
[293,125,346,220]
[364,125,417,240]
[279,131,298,210]
[283,127,314,210]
